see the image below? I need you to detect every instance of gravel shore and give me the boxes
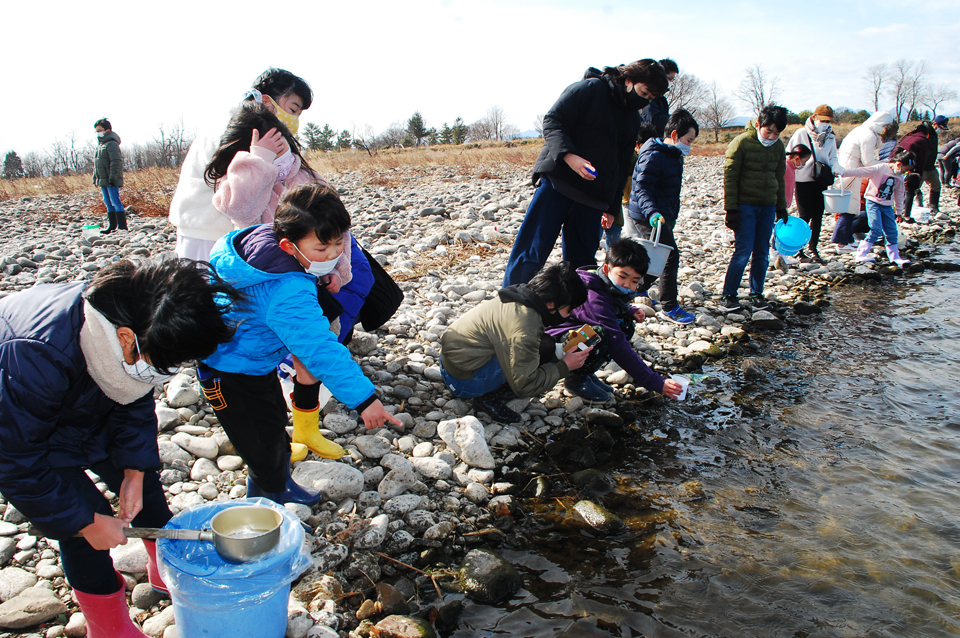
[1,157,958,638]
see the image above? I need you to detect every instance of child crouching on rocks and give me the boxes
[200,183,401,506]
[548,239,683,401]
[836,148,915,267]
[440,262,591,424]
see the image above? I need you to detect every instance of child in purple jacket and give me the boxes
[549,239,683,401]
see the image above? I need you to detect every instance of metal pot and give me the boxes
[116,506,283,563]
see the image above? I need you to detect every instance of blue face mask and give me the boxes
[675,141,691,156]
[612,282,636,296]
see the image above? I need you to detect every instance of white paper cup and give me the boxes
[671,374,690,400]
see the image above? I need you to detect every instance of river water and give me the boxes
[453,244,960,638]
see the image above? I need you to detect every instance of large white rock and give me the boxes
[0,567,37,602]
[165,374,201,408]
[171,432,219,459]
[190,458,220,481]
[323,414,358,435]
[377,468,418,500]
[292,461,364,501]
[155,406,181,432]
[437,416,496,469]
[411,457,452,480]
[379,453,414,473]
[352,435,391,459]
[110,538,148,574]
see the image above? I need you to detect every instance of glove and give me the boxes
[650,213,664,227]
[724,210,739,232]
[776,209,788,222]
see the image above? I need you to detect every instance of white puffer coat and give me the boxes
[837,111,895,214]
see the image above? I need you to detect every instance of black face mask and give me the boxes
[543,308,565,327]
[624,89,650,111]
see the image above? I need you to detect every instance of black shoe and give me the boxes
[748,294,771,311]
[808,249,824,264]
[719,295,743,313]
[473,389,521,423]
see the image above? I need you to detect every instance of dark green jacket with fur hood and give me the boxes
[723,129,786,211]
[93,131,123,188]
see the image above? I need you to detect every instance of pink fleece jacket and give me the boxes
[839,163,904,214]
[212,146,353,287]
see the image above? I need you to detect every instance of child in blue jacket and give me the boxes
[625,109,700,324]
[202,183,400,506]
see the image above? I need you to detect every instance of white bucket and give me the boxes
[637,224,674,277]
[81,224,101,240]
[670,374,689,401]
[911,206,931,224]
[823,189,852,214]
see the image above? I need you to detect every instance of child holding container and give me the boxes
[836,149,915,266]
[201,184,401,506]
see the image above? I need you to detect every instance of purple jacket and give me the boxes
[548,269,666,394]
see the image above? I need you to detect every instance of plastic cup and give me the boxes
[670,374,690,401]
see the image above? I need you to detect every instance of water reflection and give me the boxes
[455,262,960,637]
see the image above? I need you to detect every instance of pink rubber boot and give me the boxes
[142,539,168,594]
[854,240,876,263]
[72,571,149,638]
[886,244,910,267]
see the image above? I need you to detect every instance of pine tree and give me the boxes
[451,117,469,145]
[319,124,336,152]
[2,151,24,180]
[407,112,428,147]
[336,130,352,151]
[301,123,323,151]
[439,123,453,145]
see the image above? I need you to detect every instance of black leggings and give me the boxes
[795,182,827,251]
[199,365,291,492]
[54,462,171,595]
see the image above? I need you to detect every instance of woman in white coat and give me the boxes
[833,110,895,250]
[785,105,843,262]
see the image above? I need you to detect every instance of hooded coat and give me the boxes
[533,67,643,214]
[837,111,894,214]
[93,131,123,188]
[203,226,375,411]
[626,138,684,224]
[896,131,931,176]
[0,283,158,539]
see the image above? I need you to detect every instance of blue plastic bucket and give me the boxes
[156,499,311,638]
[773,218,812,256]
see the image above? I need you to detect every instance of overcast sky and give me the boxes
[3,0,958,156]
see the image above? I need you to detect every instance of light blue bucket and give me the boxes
[157,499,311,638]
[773,217,812,256]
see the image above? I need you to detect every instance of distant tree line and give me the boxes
[2,119,194,181]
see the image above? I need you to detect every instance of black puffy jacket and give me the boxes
[0,283,159,539]
[533,68,643,214]
[627,138,684,224]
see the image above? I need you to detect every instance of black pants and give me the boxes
[54,462,171,595]
[637,223,680,312]
[198,365,291,492]
[795,182,826,251]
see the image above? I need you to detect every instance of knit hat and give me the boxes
[813,105,834,122]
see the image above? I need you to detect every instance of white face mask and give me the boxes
[815,121,830,132]
[293,243,341,277]
[758,131,778,147]
[122,334,177,386]
[274,150,296,181]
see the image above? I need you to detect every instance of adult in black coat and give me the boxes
[0,257,240,636]
[503,60,669,287]
[640,58,679,137]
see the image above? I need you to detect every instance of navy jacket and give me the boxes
[533,68,643,214]
[627,138,685,224]
[640,96,670,138]
[0,283,159,539]
[333,237,374,343]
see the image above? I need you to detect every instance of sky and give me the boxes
[3,0,959,156]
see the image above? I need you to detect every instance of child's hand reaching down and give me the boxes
[662,379,683,399]
[361,400,404,430]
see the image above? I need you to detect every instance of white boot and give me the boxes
[854,240,876,263]
[886,244,910,267]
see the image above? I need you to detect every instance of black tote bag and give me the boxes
[357,245,403,332]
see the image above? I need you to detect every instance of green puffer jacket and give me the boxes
[93,131,123,188]
[440,292,569,398]
[723,130,786,211]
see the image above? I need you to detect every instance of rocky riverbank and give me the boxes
[1,158,958,638]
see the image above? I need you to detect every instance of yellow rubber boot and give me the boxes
[292,404,344,459]
[290,442,308,463]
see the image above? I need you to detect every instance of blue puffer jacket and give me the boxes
[0,283,158,539]
[627,138,685,224]
[333,236,374,343]
[204,227,376,410]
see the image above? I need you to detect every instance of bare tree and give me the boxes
[485,105,508,141]
[702,82,737,143]
[21,151,45,178]
[887,59,914,122]
[863,63,888,112]
[923,84,959,117]
[905,59,929,121]
[48,139,70,175]
[668,71,708,117]
[378,121,407,149]
[734,64,781,116]
[352,124,381,157]
[533,115,545,137]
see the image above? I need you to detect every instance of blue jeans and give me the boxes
[100,186,125,212]
[503,177,603,286]
[723,204,775,297]
[865,200,898,245]
[440,356,506,399]
[603,223,622,250]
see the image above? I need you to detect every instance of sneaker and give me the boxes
[658,306,696,324]
[637,291,658,308]
[748,294,771,311]
[835,243,856,254]
[718,295,744,313]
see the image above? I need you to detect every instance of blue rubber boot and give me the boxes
[246,451,321,506]
[588,373,613,393]
[565,374,610,402]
